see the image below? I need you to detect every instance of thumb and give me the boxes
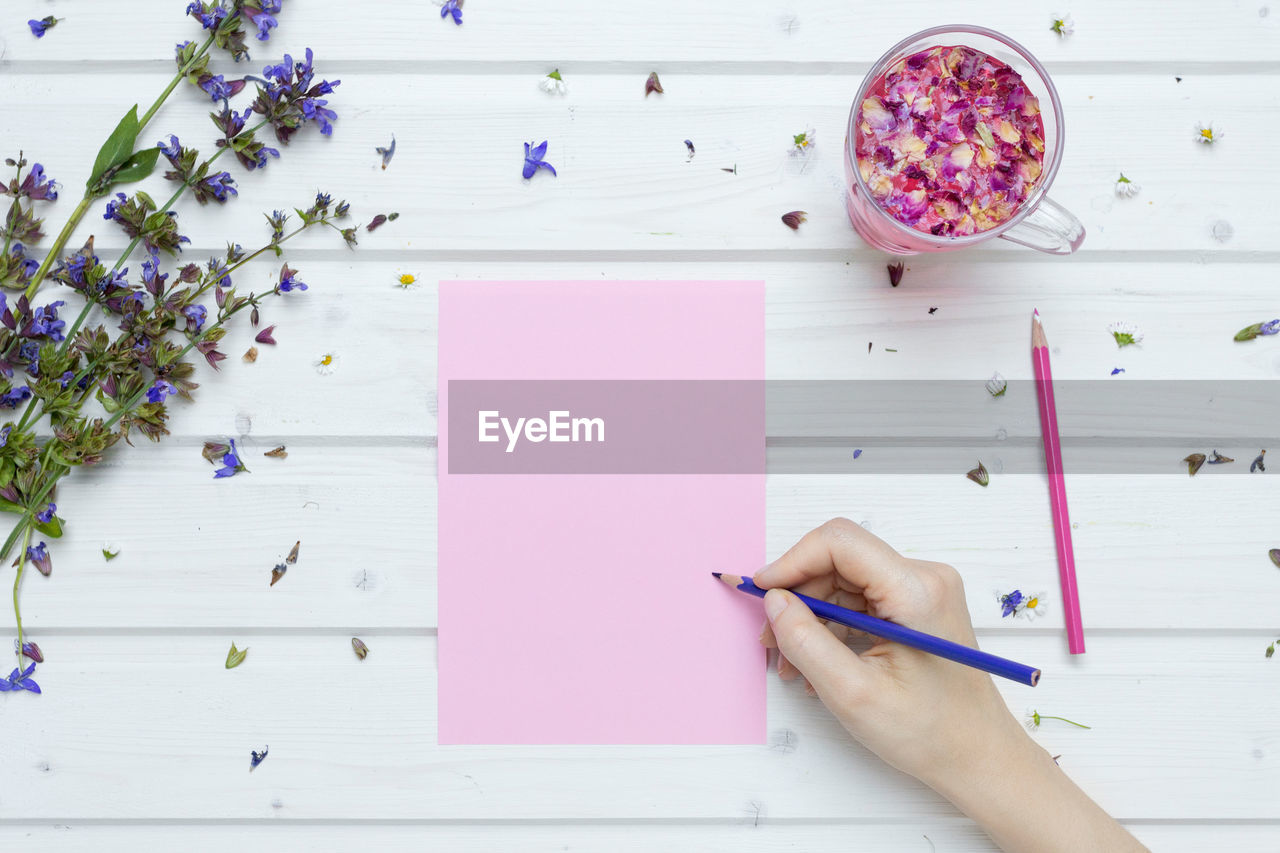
[763,588,869,700]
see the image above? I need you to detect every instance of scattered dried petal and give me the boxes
[242,347,259,363]
[966,461,989,487]
[1268,548,1280,569]
[352,637,370,660]
[781,210,807,230]
[286,541,300,565]
[928,307,938,314]
[1110,368,1125,376]
[250,746,268,771]
[226,643,249,669]
[255,325,277,345]
[376,135,396,170]
[852,449,862,459]
[1251,450,1267,473]
[684,139,695,160]
[270,563,287,586]
[1268,642,1276,659]
[645,72,664,97]
[366,214,388,232]
[986,372,1007,397]
[1183,453,1206,476]
[1207,450,1234,464]
[887,261,905,288]
[264,446,288,459]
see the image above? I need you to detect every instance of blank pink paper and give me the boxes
[438,281,766,745]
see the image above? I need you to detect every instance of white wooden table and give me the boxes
[1,2,1278,849]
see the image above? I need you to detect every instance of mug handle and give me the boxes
[998,196,1086,255]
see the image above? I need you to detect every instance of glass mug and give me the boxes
[843,25,1086,255]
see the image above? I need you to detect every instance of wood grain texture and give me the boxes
[0,1,1277,846]
[0,635,1275,821]
[0,73,1276,256]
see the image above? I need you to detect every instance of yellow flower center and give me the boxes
[1027,597,1038,608]
[1200,128,1213,139]
[399,274,416,285]
[320,355,333,366]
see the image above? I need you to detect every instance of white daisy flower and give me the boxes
[1018,592,1047,619]
[314,352,341,375]
[1050,14,1074,37]
[986,371,1007,397]
[790,127,816,157]
[539,70,567,96]
[1114,173,1140,198]
[1108,321,1143,348]
[1195,122,1220,145]
[102,541,120,561]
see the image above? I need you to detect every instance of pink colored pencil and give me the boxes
[1032,310,1085,655]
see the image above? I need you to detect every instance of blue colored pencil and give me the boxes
[714,573,1041,687]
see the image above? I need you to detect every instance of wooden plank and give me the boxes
[1,1,1276,66]
[2,822,1277,853]
[3,258,1274,448]
[0,74,1275,255]
[0,634,1274,820]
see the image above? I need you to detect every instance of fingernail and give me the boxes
[753,562,776,585]
[764,588,789,621]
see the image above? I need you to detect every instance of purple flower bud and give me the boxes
[255,326,277,345]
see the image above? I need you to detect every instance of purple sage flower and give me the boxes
[0,386,32,409]
[0,661,40,694]
[147,380,177,404]
[182,304,207,333]
[999,589,1023,618]
[1260,319,1280,336]
[214,439,247,478]
[440,0,463,25]
[522,141,557,180]
[26,542,51,576]
[35,503,56,525]
[28,17,58,38]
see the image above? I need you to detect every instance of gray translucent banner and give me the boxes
[447,380,1278,475]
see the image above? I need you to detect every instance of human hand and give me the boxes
[756,518,1148,853]
[755,517,1025,788]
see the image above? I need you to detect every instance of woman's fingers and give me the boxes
[753,518,908,600]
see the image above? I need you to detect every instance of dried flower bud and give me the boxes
[202,441,230,464]
[1269,548,1280,569]
[645,72,664,96]
[242,347,259,363]
[264,446,288,458]
[286,541,300,565]
[15,640,43,663]
[1251,450,1267,473]
[1183,453,1206,476]
[781,211,807,230]
[966,461,989,487]
[367,214,388,232]
[986,372,1007,397]
[887,262,905,287]
[1268,642,1276,659]
[225,642,248,669]
[351,637,369,660]
[251,306,260,327]
[270,563,287,586]
[1207,450,1234,464]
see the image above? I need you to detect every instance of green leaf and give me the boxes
[34,514,63,539]
[225,643,249,669]
[1235,322,1264,342]
[0,501,64,538]
[109,147,162,187]
[88,105,141,190]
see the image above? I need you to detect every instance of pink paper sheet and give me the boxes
[438,281,766,744]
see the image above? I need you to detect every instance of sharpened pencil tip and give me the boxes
[1033,308,1040,317]
[711,572,722,578]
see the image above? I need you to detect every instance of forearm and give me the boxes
[926,724,1149,853]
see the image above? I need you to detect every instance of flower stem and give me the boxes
[1041,715,1091,730]
[20,32,218,302]
[11,522,33,662]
